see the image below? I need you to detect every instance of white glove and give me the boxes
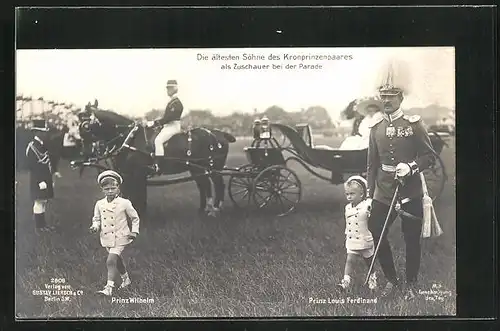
[146,121,155,128]
[395,163,411,178]
[53,172,62,178]
[89,222,100,233]
[39,181,47,190]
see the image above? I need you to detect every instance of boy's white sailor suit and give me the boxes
[92,196,140,250]
[344,198,374,251]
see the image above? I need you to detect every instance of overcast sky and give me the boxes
[16,47,455,119]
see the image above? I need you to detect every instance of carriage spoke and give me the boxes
[252,165,302,216]
[255,191,274,209]
[280,194,299,204]
[278,172,293,187]
[240,190,250,199]
[279,182,299,191]
[232,188,250,196]
[231,180,251,189]
[228,164,257,208]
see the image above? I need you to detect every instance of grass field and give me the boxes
[15,135,456,318]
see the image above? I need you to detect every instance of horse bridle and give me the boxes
[79,112,134,157]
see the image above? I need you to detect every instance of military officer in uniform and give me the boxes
[149,80,184,172]
[367,74,435,299]
[25,119,57,232]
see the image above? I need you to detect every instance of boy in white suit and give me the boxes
[337,176,378,291]
[90,170,140,296]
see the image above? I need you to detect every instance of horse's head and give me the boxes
[76,105,135,157]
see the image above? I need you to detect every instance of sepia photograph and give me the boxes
[15,46,456,318]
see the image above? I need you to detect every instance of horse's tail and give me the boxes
[209,129,236,143]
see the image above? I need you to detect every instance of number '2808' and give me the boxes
[50,278,66,284]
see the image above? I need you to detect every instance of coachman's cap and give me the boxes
[166,80,178,87]
[97,170,123,186]
[31,119,49,132]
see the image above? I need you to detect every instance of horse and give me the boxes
[76,108,236,218]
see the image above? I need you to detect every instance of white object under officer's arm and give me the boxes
[39,181,47,190]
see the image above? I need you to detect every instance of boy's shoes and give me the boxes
[367,272,378,290]
[119,277,131,289]
[97,284,113,296]
[404,283,417,300]
[336,278,351,291]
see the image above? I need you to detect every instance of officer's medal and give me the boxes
[386,126,396,138]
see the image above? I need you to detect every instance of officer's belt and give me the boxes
[381,164,396,172]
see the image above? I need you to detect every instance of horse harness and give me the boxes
[120,124,223,169]
[186,127,224,169]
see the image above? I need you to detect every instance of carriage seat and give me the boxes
[295,124,338,151]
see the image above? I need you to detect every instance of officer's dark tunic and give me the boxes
[366,108,435,284]
[157,95,183,125]
[367,108,435,205]
[26,136,54,200]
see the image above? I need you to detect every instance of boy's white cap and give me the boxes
[97,170,123,185]
[345,175,368,197]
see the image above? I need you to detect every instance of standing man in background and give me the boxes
[25,119,57,232]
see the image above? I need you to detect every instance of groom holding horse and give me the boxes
[149,79,184,172]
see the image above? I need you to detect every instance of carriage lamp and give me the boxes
[253,119,261,139]
[260,117,271,139]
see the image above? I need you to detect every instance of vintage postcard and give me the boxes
[15,46,456,318]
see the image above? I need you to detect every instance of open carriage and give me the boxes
[226,119,448,216]
[70,109,448,217]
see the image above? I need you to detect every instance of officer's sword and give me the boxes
[364,178,402,285]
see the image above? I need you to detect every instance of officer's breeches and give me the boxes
[154,122,181,156]
[368,199,423,284]
[33,199,48,228]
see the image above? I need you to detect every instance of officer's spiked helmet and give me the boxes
[377,61,411,97]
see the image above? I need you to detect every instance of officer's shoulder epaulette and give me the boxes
[368,116,384,128]
[403,114,421,123]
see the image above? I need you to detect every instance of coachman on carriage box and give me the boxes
[25,119,57,232]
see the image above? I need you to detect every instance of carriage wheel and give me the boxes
[252,165,302,217]
[228,164,257,208]
[422,154,447,202]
